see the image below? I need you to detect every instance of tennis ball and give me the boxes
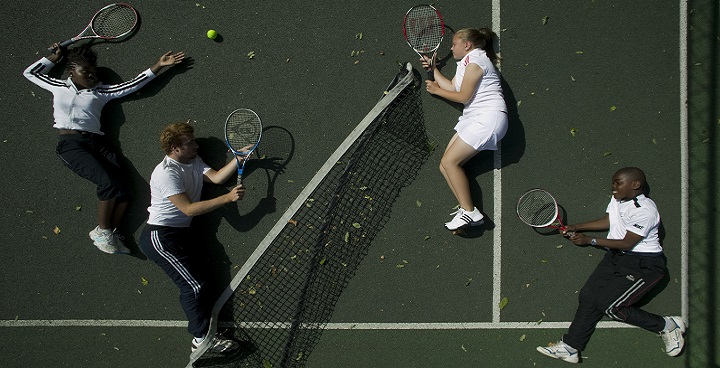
[207,30,218,39]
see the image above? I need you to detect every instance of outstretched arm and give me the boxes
[168,186,245,218]
[563,214,644,250]
[150,51,186,75]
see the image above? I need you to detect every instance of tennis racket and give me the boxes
[403,4,445,81]
[225,109,262,185]
[516,189,574,236]
[49,3,138,52]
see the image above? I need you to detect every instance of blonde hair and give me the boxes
[159,121,194,154]
[455,27,500,65]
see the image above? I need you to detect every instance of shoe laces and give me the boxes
[448,208,464,217]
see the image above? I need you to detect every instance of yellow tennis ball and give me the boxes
[207,30,218,39]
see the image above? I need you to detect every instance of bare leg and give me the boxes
[97,198,115,230]
[111,200,128,231]
[440,134,481,212]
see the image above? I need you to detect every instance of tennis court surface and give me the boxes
[1,1,717,367]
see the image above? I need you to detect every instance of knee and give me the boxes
[439,155,457,172]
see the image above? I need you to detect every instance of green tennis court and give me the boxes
[0,0,716,367]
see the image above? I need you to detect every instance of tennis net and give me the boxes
[189,62,429,368]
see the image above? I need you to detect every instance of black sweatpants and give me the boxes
[563,250,667,351]
[139,224,210,338]
[55,133,128,201]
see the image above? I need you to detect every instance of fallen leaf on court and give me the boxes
[461,344,467,352]
[556,244,564,249]
[575,51,584,54]
[396,264,405,268]
[380,255,385,262]
[352,222,362,229]
[319,257,327,265]
[537,319,544,325]
[416,200,422,207]
[248,286,257,295]
[263,359,273,368]
[517,100,522,108]
[610,105,617,111]
[541,259,549,263]
[379,51,385,56]
[286,58,290,63]
[296,351,304,361]
[603,150,612,157]
[141,277,149,286]
[53,226,61,235]
[571,76,576,82]
[542,16,549,24]
[423,235,431,241]
[465,278,473,286]
[247,51,256,59]
[570,128,578,137]
[344,232,350,243]
[520,334,527,342]
[499,297,509,310]
[652,138,657,144]
[354,60,360,65]
[288,219,298,226]
[75,205,82,211]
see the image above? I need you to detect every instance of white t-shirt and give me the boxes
[454,48,506,116]
[147,156,211,227]
[605,194,663,253]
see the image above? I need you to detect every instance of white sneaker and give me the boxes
[444,207,484,230]
[536,340,580,363]
[191,334,239,354]
[112,230,131,254]
[660,316,686,356]
[88,226,130,254]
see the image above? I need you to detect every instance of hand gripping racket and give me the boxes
[403,4,445,81]
[49,3,138,51]
[516,189,574,236]
[225,109,262,185]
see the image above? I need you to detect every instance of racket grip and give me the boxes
[427,68,435,81]
[59,39,76,48]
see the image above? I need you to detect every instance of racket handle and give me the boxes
[59,39,76,48]
[48,39,74,52]
[427,67,435,81]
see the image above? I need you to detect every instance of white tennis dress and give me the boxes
[453,48,508,151]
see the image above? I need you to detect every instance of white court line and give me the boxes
[491,0,503,326]
[0,320,637,330]
[678,0,689,325]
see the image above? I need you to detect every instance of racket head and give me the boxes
[225,109,262,183]
[516,189,562,228]
[403,4,445,55]
[90,3,139,40]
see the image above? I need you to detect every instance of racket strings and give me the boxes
[517,190,559,227]
[226,113,262,152]
[404,7,443,52]
[92,6,137,38]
